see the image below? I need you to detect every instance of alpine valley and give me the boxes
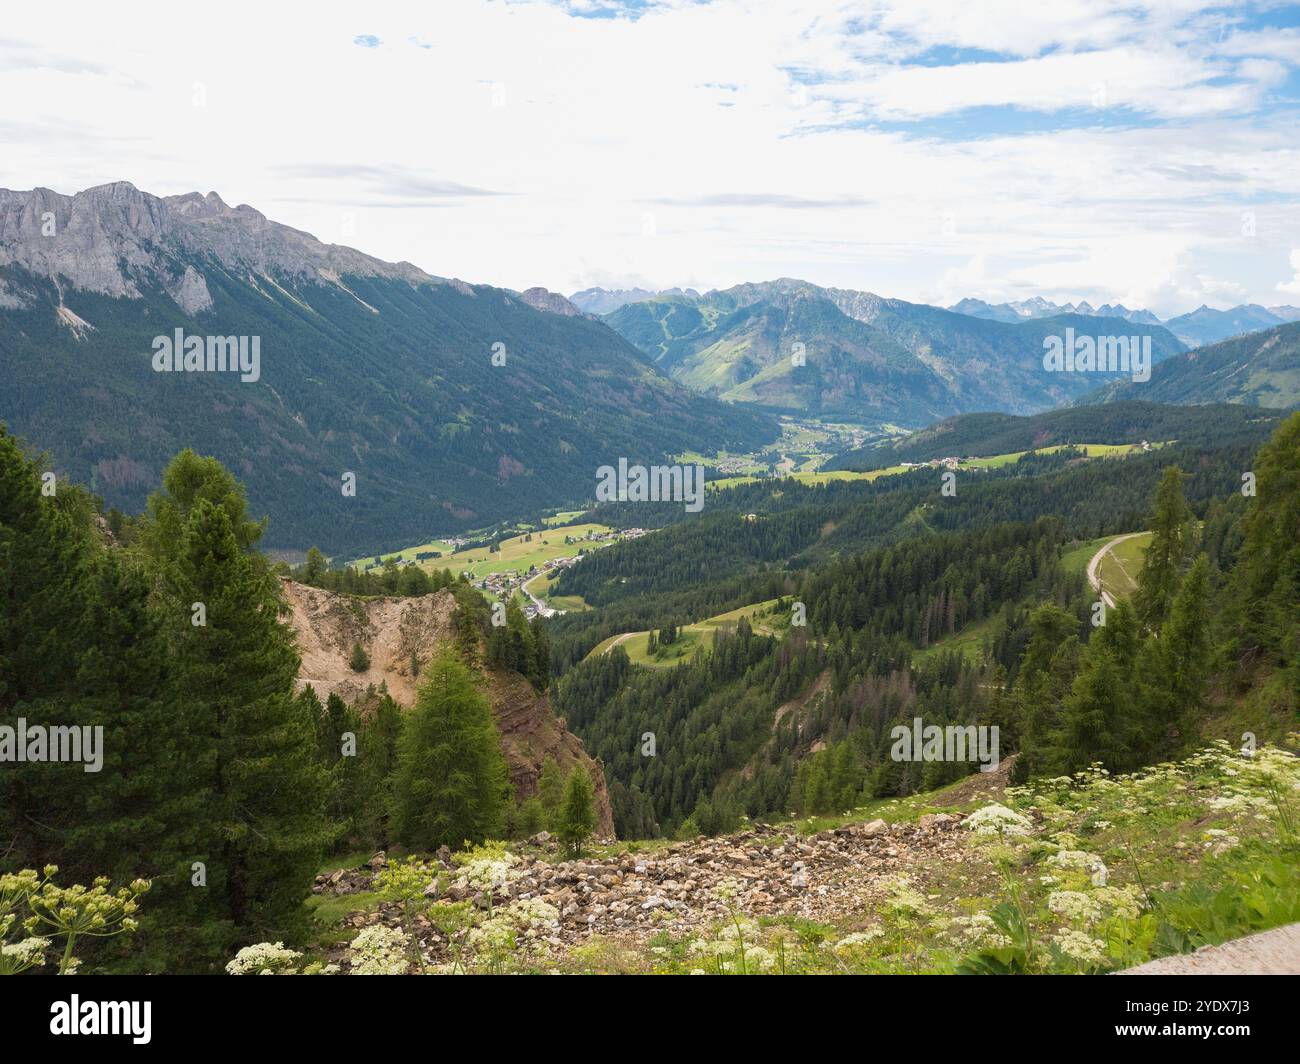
[3,180,1299,981]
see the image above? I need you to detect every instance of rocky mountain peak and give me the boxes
[0,180,440,312]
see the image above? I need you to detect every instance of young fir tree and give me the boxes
[1134,466,1196,632]
[389,651,509,850]
[537,755,567,830]
[349,641,370,672]
[302,546,327,584]
[354,693,403,850]
[557,763,597,857]
[528,618,551,692]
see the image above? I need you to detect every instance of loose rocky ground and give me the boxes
[303,743,1299,975]
[311,757,1015,971]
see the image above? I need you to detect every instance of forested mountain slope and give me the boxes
[0,183,776,556]
[1082,322,1300,411]
[546,411,1297,839]
[826,401,1279,471]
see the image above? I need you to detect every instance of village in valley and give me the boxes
[358,521,648,619]
[474,526,648,619]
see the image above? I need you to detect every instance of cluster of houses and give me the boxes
[714,456,757,475]
[901,456,962,471]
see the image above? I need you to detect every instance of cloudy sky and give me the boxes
[3,0,1299,316]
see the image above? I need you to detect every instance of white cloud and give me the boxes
[1277,249,1300,296]
[0,0,1295,315]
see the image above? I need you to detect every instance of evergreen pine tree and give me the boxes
[147,452,329,949]
[355,693,403,849]
[302,546,327,584]
[538,755,565,829]
[557,764,596,857]
[1143,555,1213,758]
[349,642,370,672]
[1232,412,1300,677]
[1134,466,1196,631]
[389,651,509,849]
[1010,604,1080,781]
[1045,644,1136,776]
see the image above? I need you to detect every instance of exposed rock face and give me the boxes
[0,181,438,311]
[166,264,214,315]
[518,287,582,317]
[280,579,613,836]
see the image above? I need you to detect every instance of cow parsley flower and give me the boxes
[226,941,304,975]
[1,936,49,971]
[833,928,885,953]
[1052,929,1106,965]
[347,925,410,975]
[962,803,1034,839]
[948,914,1011,950]
[1046,890,1101,925]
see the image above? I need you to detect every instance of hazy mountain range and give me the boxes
[584,287,1300,349]
[948,296,1163,326]
[569,287,702,316]
[599,279,1184,422]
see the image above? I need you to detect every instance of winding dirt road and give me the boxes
[1086,532,1145,609]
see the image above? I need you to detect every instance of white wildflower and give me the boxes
[963,803,1034,839]
[226,941,303,975]
[347,925,410,975]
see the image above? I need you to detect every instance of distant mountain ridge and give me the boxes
[1160,304,1300,347]
[0,182,776,555]
[947,296,1300,347]
[587,283,1299,351]
[948,296,1162,326]
[600,278,1183,424]
[569,286,701,315]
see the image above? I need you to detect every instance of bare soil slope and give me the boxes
[282,579,614,835]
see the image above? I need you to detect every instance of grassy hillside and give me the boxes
[587,599,783,668]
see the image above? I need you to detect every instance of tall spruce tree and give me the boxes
[1045,644,1136,776]
[1142,555,1213,759]
[538,755,565,829]
[354,692,403,849]
[146,451,328,951]
[1010,604,1080,782]
[0,431,207,970]
[1232,412,1300,678]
